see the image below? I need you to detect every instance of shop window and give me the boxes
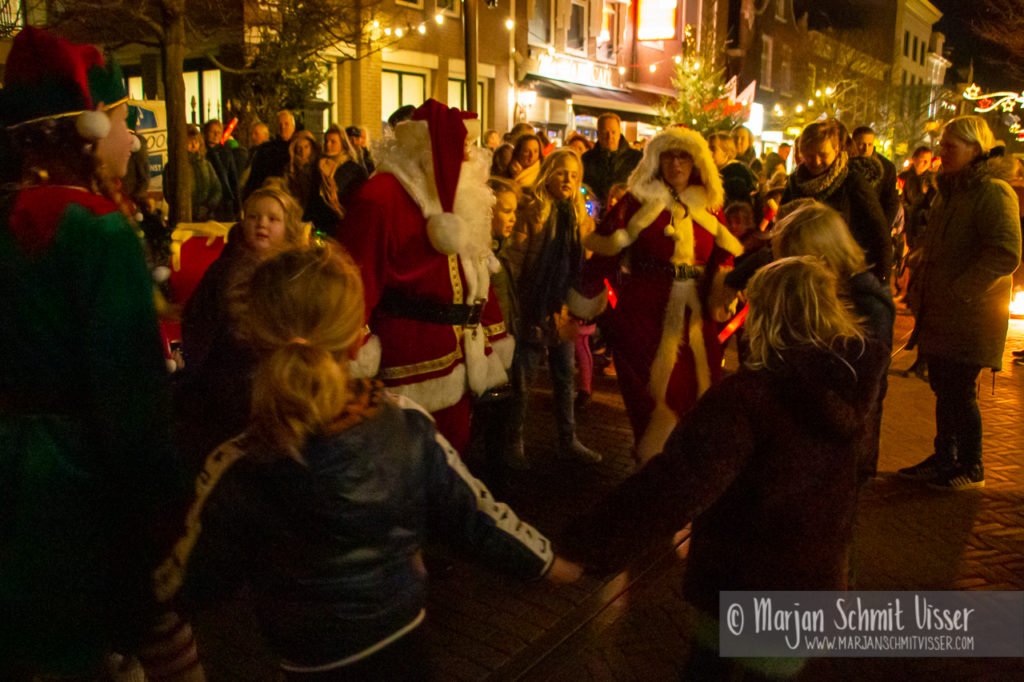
[436,0,458,16]
[382,70,427,121]
[567,2,586,52]
[447,78,486,124]
[779,45,792,95]
[529,0,552,46]
[128,77,144,100]
[597,3,617,61]
[760,35,773,90]
[1,1,22,32]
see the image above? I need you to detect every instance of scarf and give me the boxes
[795,151,849,202]
[522,199,582,328]
[514,160,540,188]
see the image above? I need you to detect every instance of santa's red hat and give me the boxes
[398,99,480,254]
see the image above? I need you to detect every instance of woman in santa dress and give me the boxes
[570,126,744,464]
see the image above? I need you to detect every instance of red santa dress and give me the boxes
[570,127,744,463]
[337,101,513,453]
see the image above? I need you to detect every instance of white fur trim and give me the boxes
[76,110,111,140]
[486,252,501,274]
[389,364,468,413]
[349,335,381,379]
[490,334,515,370]
[627,127,724,210]
[584,228,632,256]
[567,287,608,320]
[427,212,466,255]
[635,278,712,464]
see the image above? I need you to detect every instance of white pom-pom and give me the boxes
[611,229,632,250]
[130,134,142,152]
[426,212,466,255]
[664,225,676,237]
[152,265,171,283]
[166,358,179,373]
[486,252,501,274]
[135,212,144,222]
[76,110,110,140]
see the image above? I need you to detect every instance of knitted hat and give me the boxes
[0,27,129,139]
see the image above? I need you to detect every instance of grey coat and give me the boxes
[912,155,1022,369]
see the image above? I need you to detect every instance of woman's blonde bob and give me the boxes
[943,115,997,155]
[744,256,864,372]
[240,243,366,459]
[771,200,868,279]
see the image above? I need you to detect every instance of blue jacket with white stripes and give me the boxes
[162,383,553,670]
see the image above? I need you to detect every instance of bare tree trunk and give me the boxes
[162,0,191,225]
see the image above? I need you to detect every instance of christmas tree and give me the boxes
[659,56,746,136]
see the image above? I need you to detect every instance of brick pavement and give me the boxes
[193,305,1024,680]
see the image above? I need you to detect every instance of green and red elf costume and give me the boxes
[0,28,194,679]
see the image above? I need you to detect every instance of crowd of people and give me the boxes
[2,26,1022,682]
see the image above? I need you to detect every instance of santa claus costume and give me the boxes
[337,100,512,454]
[571,126,744,464]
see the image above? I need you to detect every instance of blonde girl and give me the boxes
[165,244,580,678]
[176,182,307,464]
[508,147,602,465]
[580,256,887,681]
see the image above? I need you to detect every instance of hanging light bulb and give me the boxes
[435,13,444,25]
[395,27,403,37]
[807,99,814,106]
[418,24,426,34]
[384,27,391,35]
[693,61,700,69]
[650,64,657,72]
[674,55,682,64]
[825,86,834,95]
[372,20,379,28]
[618,66,626,75]
[505,18,514,30]
[796,104,804,113]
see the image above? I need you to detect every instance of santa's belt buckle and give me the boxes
[673,264,703,280]
[464,298,487,328]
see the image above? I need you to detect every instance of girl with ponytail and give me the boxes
[160,244,581,679]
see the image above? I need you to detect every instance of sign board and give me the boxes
[130,99,167,194]
[637,0,676,41]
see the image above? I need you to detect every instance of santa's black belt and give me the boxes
[376,290,487,328]
[630,259,705,281]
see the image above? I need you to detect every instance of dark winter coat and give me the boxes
[875,153,900,225]
[166,385,552,669]
[307,159,369,238]
[911,155,1022,369]
[174,232,259,470]
[582,138,642,203]
[206,143,239,220]
[899,168,937,247]
[783,152,892,282]
[574,339,888,616]
[243,138,291,200]
[847,271,895,351]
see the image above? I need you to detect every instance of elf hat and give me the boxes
[405,99,480,254]
[0,27,130,139]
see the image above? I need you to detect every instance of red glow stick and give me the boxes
[604,278,617,309]
[220,117,238,144]
[717,304,748,344]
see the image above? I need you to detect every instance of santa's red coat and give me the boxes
[337,173,510,452]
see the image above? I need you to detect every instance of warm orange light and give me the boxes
[1011,290,1024,317]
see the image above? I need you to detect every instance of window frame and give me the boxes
[760,35,773,90]
[566,0,588,56]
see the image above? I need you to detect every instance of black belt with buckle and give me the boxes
[631,258,705,281]
[377,289,487,328]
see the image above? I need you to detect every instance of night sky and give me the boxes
[930,0,1022,91]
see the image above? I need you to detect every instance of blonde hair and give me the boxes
[708,131,737,160]
[745,256,864,372]
[242,244,366,459]
[531,147,586,224]
[771,201,867,280]
[243,182,307,253]
[943,115,997,155]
